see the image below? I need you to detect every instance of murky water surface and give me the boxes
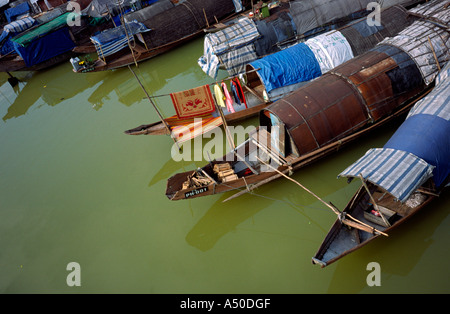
[0,38,448,294]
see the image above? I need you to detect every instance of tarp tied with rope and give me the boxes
[198,16,260,78]
[91,20,150,58]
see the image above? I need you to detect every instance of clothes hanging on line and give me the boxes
[213,83,226,108]
[231,77,247,108]
[221,81,235,113]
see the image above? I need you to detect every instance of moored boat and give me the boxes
[0,0,114,72]
[125,4,415,140]
[72,0,248,72]
[164,0,449,201]
[198,0,424,79]
[312,61,450,268]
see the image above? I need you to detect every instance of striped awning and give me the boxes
[407,62,450,121]
[198,17,259,78]
[339,148,435,202]
[91,21,150,58]
[3,16,35,33]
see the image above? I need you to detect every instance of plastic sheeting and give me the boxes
[12,12,78,47]
[305,30,354,74]
[82,0,136,18]
[91,21,150,57]
[218,44,258,77]
[380,0,450,85]
[253,11,297,56]
[384,62,450,188]
[247,30,353,100]
[4,1,30,22]
[339,148,435,202]
[253,19,280,57]
[13,27,75,67]
[289,0,373,36]
[34,7,65,24]
[0,16,35,55]
[3,16,35,33]
[289,0,421,36]
[339,5,412,56]
[249,43,321,93]
[199,17,259,78]
[248,5,412,101]
[124,0,174,23]
[0,0,9,8]
[232,0,243,12]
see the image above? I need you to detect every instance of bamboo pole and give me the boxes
[216,104,235,151]
[428,36,442,72]
[255,156,340,215]
[121,15,138,68]
[216,101,258,174]
[128,65,181,151]
[255,156,388,237]
[358,174,391,227]
[223,89,432,202]
[203,8,209,28]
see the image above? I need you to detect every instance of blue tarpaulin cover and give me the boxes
[4,1,30,22]
[0,17,35,55]
[249,43,321,93]
[13,27,76,67]
[339,62,450,201]
[91,21,150,58]
[384,62,450,188]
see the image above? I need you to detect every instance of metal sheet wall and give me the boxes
[260,73,368,156]
[261,47,425,156]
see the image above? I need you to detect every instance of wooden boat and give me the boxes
[73,0,248,73]
[312,61,450,267]
[125,4,415,139]
[198,0,424,79]
[0,1,114,72]
[165,0,449,201]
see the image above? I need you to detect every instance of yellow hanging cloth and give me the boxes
[214,83,226,107]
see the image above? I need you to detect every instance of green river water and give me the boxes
[0,38,448,294]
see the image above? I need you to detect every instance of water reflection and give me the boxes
[185,172,353,252]
[1,37,212,122]
[87,38,214,110]
[2,65,104,121]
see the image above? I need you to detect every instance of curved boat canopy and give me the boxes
[384,62,450,188]
[339,148,434,202]
[339,62,450,201]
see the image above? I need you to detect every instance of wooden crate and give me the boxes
[221,174,238,183]
[214,163,232,173]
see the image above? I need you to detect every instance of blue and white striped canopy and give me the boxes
[91,21,150,58]
[339,148,435,202]
[3,16,35,33]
